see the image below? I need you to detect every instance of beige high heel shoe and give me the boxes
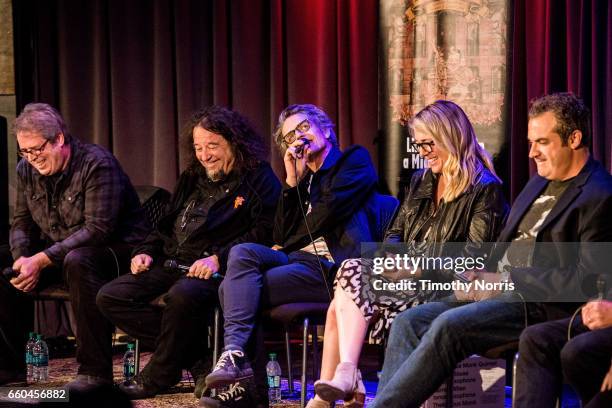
[343,370,365,408]
[305,397,335,408]
[314,362,365,406]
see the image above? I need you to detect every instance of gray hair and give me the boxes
[273,104,337,150]
[13,103,70,142]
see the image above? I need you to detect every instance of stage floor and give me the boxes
[7,341,580,407]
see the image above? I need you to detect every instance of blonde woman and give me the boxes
[307,100,509,407]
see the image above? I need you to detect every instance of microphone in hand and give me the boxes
[163,259,190,272]
[293,138,310,158]
[2,267,19,280]
[163,259,222,279]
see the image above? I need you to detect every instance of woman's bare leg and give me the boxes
[318,299,340,381]
[335,287,368,364]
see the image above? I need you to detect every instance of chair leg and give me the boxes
[512,351,519,408]
[301,317,309,408]
[445,374,454,408]
[134,339,140,375]
[285,327,294,394]
[213,307,220,366]
[311,325,319,380]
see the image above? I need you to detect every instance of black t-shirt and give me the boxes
[499,178,573,270]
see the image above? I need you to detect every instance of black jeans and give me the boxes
[516,316,612,407]
[96,259,220,388]
[0,244,132,379]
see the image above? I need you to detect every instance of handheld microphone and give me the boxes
[2,267,19,280]
[597,274,607,300]
[163,259,189,272]
[294,138,310,157]
[163,259,222,279]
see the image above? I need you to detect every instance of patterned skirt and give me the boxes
[333,258,423,344]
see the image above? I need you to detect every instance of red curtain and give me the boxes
[508,0,611,199]
[12,0,611,197]
[14,0,379,191]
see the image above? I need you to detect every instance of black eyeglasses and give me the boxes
[414,140,435,154]
[18,140,50,159]
[283,119,311,145]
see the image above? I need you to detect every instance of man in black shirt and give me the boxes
[0,103,149,387]
[96,106,281,399]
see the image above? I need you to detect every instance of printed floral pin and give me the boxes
[234,196,245,209]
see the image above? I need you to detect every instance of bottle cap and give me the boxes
[269,353,277,360]
[127,344,134,350]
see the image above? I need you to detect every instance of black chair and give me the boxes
[264,193,400,407]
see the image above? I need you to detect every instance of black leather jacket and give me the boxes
[385,167,509,282]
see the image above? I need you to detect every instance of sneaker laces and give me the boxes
[217,382,246,401]
[213,350,245,372]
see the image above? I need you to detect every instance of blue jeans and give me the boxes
[220,243,333,350]
[371,293,546,408]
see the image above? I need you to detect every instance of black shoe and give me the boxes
[117,374,162,400]
[205,350,253,388]
[65,374,113,393]
[191,357,212,398]
[199,381,258,408]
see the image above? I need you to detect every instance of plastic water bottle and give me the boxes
[123,344,136,384]
[25,332,36,384]
[266,353,282,404]
[32,334,49,382]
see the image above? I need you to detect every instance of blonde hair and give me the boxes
[411,100,500,202]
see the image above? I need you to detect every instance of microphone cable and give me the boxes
[293,152,333,301]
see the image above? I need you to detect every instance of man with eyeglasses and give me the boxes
[0,103,149,388]
[96,106,281,400]
[200,104,378,407]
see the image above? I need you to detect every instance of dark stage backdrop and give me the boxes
[11,0,612,199]
[13,0,379,191]
[507,0,612,199]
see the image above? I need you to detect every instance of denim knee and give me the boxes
[226,243,266,276]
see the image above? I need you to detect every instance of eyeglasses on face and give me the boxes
[413,140,435,154]
[18,139,50,159]
[282,119,311,145]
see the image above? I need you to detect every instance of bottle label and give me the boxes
[267,375,280,388]
[33,355,48,367]
[123,364,135,378]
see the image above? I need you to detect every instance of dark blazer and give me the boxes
[490,158,612,304]
[273,145,378,264]
[134,161,281,273]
